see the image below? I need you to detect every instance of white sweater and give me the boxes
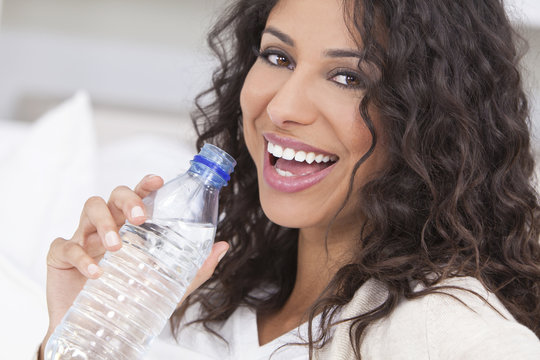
[316,277,540,359]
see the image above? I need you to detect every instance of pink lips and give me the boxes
[262,133,338,193]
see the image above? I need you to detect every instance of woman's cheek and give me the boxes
[241,62,289,118]
[240,64,279,159]
[241,65,268,116]
[240,68,260,156]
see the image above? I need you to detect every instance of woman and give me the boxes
[40,0,540,358]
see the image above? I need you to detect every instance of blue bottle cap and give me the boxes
[191,144,236,184]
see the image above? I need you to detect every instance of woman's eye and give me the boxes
[258,49,295,70]
[268,54,290,67]
[331,73,362,88]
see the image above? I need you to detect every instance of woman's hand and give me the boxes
[39,174,229,358]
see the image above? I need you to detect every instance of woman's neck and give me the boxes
[290,226,355,311]
[257,225,355,345]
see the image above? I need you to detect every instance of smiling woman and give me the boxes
[241,0,387,231]
[39,0,540,359]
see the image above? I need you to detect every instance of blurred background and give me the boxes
[0,0,227,143]
[0,1,539,359]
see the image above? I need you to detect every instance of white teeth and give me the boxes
[306,152,315,164]
[275,168,294,177]
[267,141,337,165]
[294,151,306,162]
[272,144,283,158]
[282,148,295,160]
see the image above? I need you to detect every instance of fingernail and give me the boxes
[147,174,158,179]
[218,251,227,263]
[88,264,101,276]
[131,206,145,219]
[105,231,120,247]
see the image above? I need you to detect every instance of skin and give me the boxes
[42,0,388,355]
[240,0,387,345]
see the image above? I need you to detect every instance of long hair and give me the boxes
[171,0,540,357]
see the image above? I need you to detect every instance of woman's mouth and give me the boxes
[268,141,338,176]
[262,133,339,193]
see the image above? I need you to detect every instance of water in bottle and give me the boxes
[45,144,236,360]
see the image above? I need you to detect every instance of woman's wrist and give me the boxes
[38,332,52,360]
[35,343,43,360]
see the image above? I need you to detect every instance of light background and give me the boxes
[0,1,539,359]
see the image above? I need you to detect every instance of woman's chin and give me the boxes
[260,200,325,230]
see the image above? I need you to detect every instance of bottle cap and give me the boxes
[191,144,236,185]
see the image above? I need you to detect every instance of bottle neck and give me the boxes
[187,161,227,189]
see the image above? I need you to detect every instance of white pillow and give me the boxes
[0,252,48,360]
[0,91,96,359]
[0,91,97,286]
[96,133,196,200]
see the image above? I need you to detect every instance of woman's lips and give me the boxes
[262,136,338,193]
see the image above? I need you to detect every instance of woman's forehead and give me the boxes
[265,0,360,50]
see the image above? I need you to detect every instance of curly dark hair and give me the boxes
[171,0,540,357]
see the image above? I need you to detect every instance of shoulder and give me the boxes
[360,277,540,360]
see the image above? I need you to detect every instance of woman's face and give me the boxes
[240,0,387,232]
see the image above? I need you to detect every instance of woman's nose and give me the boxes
[266,69,318,128]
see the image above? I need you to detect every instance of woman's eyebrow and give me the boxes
[261,27,362,60]
[324,49,363,59]
[262,26,295,46]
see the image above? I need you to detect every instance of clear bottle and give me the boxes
[45,144,236,360]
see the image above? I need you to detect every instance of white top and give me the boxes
[144,277,540,360]
[316,277,540,359]
[145,304,315,359]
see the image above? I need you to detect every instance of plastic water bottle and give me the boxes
[45,144,236,360]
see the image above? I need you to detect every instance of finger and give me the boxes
[181,241,229,302]
[107,185,148,226]
[47,238,103,279]
[134,174,164,199]
[74,196,122,252]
